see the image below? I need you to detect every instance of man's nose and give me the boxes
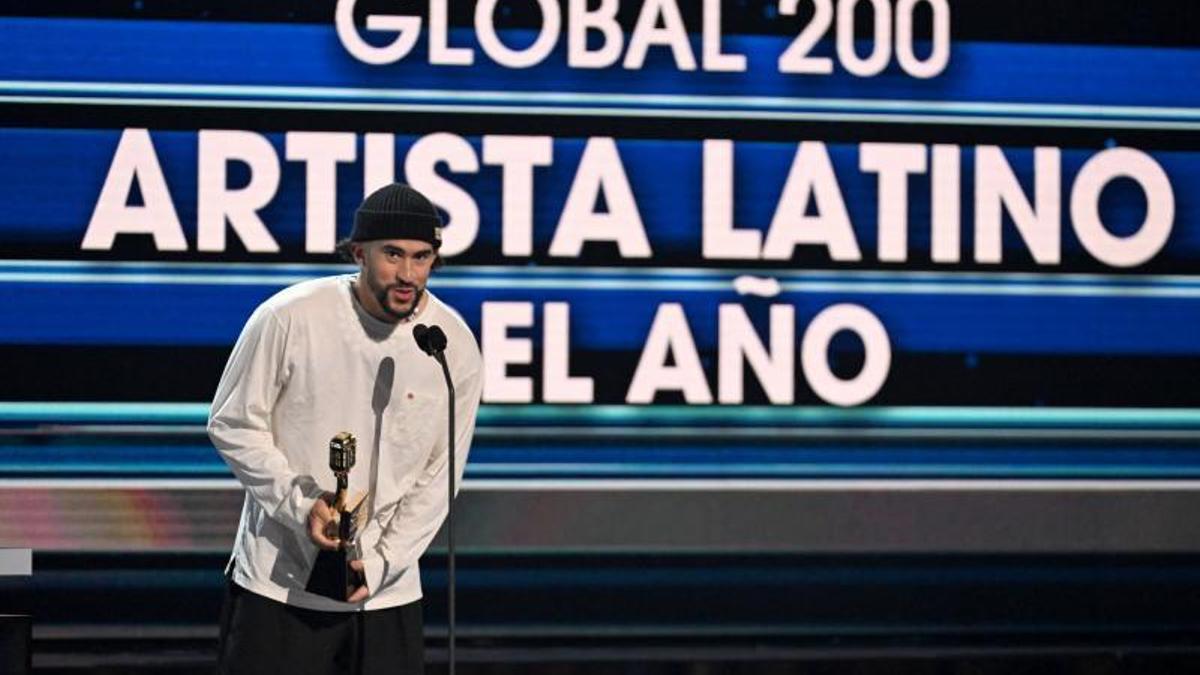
[395,260,416,283]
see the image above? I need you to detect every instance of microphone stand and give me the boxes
[436,350,456,675]
[414,324,456,675]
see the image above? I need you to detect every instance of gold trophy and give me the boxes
[305,432,366,600]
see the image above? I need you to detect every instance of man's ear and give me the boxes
[351,242,366,265]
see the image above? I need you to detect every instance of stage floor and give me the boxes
[20,551,1200,674]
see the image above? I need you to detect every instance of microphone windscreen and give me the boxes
[426,325,448,352]
[413,323,431,353]
[413,323,447,355]
[412,321,441,355]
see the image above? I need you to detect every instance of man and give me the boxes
[208,183,482,674]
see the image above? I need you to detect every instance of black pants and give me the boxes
[216,580,424,675]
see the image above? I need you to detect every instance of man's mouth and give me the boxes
[391,287,415,303]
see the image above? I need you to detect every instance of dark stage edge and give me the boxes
[29,636,1200,675]
[22,551,1200,673]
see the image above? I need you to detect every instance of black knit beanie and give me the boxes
[350,183,443,247]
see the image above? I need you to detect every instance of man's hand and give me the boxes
[347,560,369,603]
[308,494,369,602]
[307,492,341,551]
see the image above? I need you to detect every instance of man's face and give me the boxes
[352,239,437,323]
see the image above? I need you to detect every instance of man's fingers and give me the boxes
[308,501,342,550]
[323,517,340,540]
[346,560,369,601]
[308,522,340,550]
[346,585,369,603]
[312,499,334,519]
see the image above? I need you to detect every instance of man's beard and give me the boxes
[373,282,423,321]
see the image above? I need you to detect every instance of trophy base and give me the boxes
[305,549,362,601]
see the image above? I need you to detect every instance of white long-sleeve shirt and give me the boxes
[208,275,482,612]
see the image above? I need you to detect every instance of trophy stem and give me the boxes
[335,472,352,544]
[334,472,349,512]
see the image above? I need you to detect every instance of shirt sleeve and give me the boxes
[207,304,324,540]
[359,349,483,597]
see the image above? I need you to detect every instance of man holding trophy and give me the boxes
[208,183,483,674]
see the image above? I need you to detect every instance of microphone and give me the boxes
[413,323,448,355]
